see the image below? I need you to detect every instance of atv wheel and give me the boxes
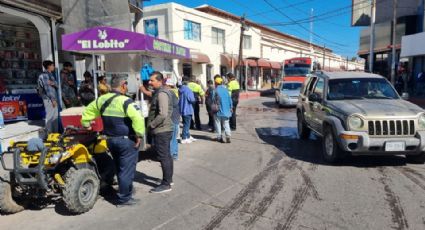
[0,173,25,214]
[62,168,99,214]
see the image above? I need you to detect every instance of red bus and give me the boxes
[283,57,312,83]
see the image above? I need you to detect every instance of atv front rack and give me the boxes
[0,147,49,190]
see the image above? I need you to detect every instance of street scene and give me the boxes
[1,0,425,230]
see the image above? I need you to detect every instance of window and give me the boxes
[144,19,158,37]
[313,78,324,98]
[243,35,251,49]
[211,27,225,45]
[184,20,201,41]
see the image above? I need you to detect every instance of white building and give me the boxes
[142,3,364,88]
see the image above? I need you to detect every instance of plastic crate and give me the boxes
[60,107,103,132]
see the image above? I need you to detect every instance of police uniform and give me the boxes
[228,79,240,130]
[82,92,145,203]
[188,82,205,130]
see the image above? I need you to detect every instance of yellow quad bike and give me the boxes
[0,127,112,215]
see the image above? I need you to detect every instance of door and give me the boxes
[310,78,325,132]
[183,63,192,78]
[302,77,317,125]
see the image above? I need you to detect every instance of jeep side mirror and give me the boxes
[309,93,321,102]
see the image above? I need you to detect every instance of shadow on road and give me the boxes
[134,171,160,188]
[256,127,407,167]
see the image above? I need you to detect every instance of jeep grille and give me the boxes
[368,120,415,136]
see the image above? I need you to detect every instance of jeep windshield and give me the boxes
[327,78,399,100]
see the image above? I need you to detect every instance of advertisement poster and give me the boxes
[0,94,44,121]
[0,100,27,122]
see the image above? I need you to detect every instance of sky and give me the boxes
[144,0,363,58]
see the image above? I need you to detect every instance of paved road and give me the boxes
[2,97,425,230]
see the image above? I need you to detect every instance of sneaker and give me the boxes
[226,137,231,143]
[181,139,192,144]
[116,198,140,207]
[215,137,224,143]
[190,136,197,142]
[150,184,172,193]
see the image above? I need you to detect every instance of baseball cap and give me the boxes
[215,77,223,84]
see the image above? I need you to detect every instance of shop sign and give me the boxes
[77,29,130,49]
[0,94,44,121]
[152,39,188,58]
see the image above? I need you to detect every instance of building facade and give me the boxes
[142,3,364,88]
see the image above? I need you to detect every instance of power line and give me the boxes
[262,0,348,47]
[247,0,318,17]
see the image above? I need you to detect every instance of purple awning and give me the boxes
[61,26,190,59]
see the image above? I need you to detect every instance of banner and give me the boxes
[0,94,45,121]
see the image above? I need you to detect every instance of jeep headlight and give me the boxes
[281,94,289,99]
[418,114,425,129]
[348,115,364,130]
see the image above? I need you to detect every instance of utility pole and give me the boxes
[346,56,349,70]
[237,14,246,90]
[390,0,398,85]
[310,8,314,58]
[369,0,376,73]
[322,44,326,71]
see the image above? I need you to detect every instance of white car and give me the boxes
[275,81,303,107]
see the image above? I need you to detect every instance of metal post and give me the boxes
[322,45,326,70]
[369,0,376,73]
[51,18,63,109]
[92,53,98,98]
[390,0,398,85]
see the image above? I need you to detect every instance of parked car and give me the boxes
[275,81,303,107]
[297,71,425,163]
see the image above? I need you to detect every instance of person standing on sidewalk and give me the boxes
[205,79,216,132]
[227,73,240,131]
[81,76,145,206]
[213,77,233,143]
[38,60,59,134]
[188,76,205,130]
[147,72,174,193]
[179,76,196,144]
[165,78,180,160]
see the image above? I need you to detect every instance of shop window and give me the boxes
[243,35,252,50]
[184,20,201,41]
[211,27,225,45]
[144,18,158,37]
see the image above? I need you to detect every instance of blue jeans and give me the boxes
[106,137,138,203]
[170,123,179,159]
[182,115,192,139]
[214,116,231,139]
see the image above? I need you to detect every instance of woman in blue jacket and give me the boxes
[179,76,196,144]
[213,77,233,143]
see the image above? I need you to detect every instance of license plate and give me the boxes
[385,142,405,151]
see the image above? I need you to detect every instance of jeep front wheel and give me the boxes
[322,127,342,164]
[62,168,99,214]
[297,112,311,139]
[0,173,25,214]
[406,152,425,164]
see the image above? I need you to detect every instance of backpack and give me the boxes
[37,74,47,96]
[211,89,220,114]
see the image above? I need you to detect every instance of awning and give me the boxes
[61,26,190,59]
[270,61,282,69]
[190,52,210,63]
[246,58,271,68]
[220,53,238,67]
[401,32,425,58]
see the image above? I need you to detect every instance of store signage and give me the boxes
[62,26,190,59]
[0,94,44,121]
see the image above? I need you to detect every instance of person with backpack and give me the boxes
[205,79,216,132]
[213,77,233,143]
[81,76,145,207]
[38,60,59,134]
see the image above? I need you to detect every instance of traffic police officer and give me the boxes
[81,76,145,206]
[188,76,205,130]
[227,73,240,130]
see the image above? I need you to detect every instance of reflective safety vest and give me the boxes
[81,92,145,137]
[228,80,240,103]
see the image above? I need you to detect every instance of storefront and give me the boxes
[181,51,210,86]
[401,32,425,97]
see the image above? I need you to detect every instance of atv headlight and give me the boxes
[418,114,425,130]
[49,152,63,164]
[348,115,364,130]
